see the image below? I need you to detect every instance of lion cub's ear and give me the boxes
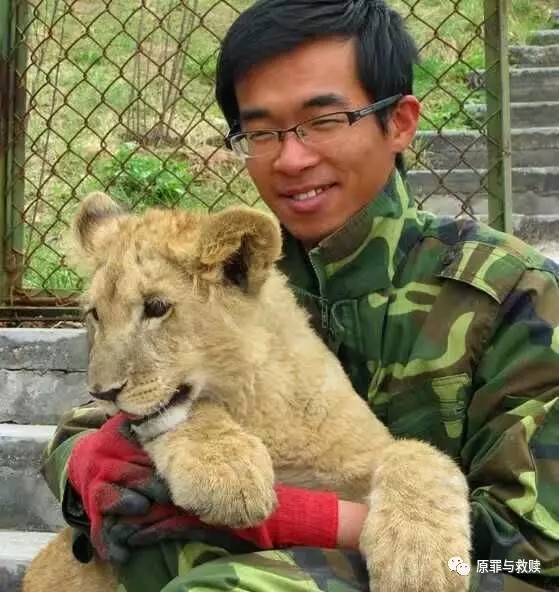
[198,208,282,293]
[72,192,127,267]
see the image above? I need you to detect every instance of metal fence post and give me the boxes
[484,0,513,233]
[0,0,27,303]
[0,0,10,301]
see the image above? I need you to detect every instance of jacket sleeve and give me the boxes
[40,401,108,502]
[463,267,559,589]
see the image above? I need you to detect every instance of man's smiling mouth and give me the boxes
[292,185,335,201]
[281,183,336,202]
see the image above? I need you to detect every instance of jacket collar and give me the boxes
[278,170,424,300]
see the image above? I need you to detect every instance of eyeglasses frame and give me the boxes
[225,93,404,158]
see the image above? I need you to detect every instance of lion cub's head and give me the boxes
[73,192,282,439]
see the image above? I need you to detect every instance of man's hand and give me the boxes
[68,414,340,562]
[67,412,169,561]
[107,483,340,563]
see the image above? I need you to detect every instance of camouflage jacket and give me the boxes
[42,171,559,591]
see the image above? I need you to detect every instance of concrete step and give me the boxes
[1,369,88,425]
[510,44,559,67]
[414,128,559,170]
[528,240,559,263]
[529,30,559,46]
[512,215,559,264]
[509,67,559,102]
[466,101,559,129]
[0,530,56,592]
[0,424,64,532]
[407,166,559,216]
[0,328,88,425]
[474,67,559,102]
[0,328,87,372]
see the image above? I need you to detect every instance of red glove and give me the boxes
[68,412,339,562]
[234,484,339,549]
[67,412,169,561]
[108,483,339,561]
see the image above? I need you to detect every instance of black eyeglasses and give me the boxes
[225,94,403,160]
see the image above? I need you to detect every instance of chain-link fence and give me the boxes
[0,0,547,323]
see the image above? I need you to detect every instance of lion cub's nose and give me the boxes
[90,381,127,402]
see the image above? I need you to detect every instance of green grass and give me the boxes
[15,0,553,292]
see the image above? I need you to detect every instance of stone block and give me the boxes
[0,425,65,532]
[0,329,87,372]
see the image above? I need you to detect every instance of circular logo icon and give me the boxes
[448,557,462,571]
[448,556,470,576]
[457,562,471,576]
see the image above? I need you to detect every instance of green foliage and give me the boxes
[510,0,553,41]
[414,58,485,131]
[99,143,198,210]
[25,246,83,291]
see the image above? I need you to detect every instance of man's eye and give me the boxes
[144,298,171,319]
[309,116,346,130]
[246,131,277,144]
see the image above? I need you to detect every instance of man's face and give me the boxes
[235,37,417,246]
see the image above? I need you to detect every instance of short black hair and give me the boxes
[215,0,418,137]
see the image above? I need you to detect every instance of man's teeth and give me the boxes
[292,186,328,201]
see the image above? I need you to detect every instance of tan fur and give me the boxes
[24,193,471,592]
[23,528,118,590]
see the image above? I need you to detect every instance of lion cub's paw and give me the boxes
[171,457,277,528]
[147,430,277,528]
[195,463,277,528]
[361,520,470,592]
[359,440,471,592]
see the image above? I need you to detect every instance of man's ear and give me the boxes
[388,95,421,154]
[71,192,127,268]
[198,208,282,293]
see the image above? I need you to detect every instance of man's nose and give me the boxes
[272,132,321,174]
[89,381,127,402]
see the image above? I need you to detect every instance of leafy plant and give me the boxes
[99,143,198,209]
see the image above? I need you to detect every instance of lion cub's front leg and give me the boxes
[360,439,471,592]
[144,399,276,528]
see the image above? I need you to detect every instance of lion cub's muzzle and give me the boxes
[89,381,127,402]
[127,383,193,424]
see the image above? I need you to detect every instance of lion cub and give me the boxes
[24,193,470,592]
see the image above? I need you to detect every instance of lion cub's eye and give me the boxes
[144,298,171,319]
[87,307,99,322]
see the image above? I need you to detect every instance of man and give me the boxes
[42,0,559,590]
